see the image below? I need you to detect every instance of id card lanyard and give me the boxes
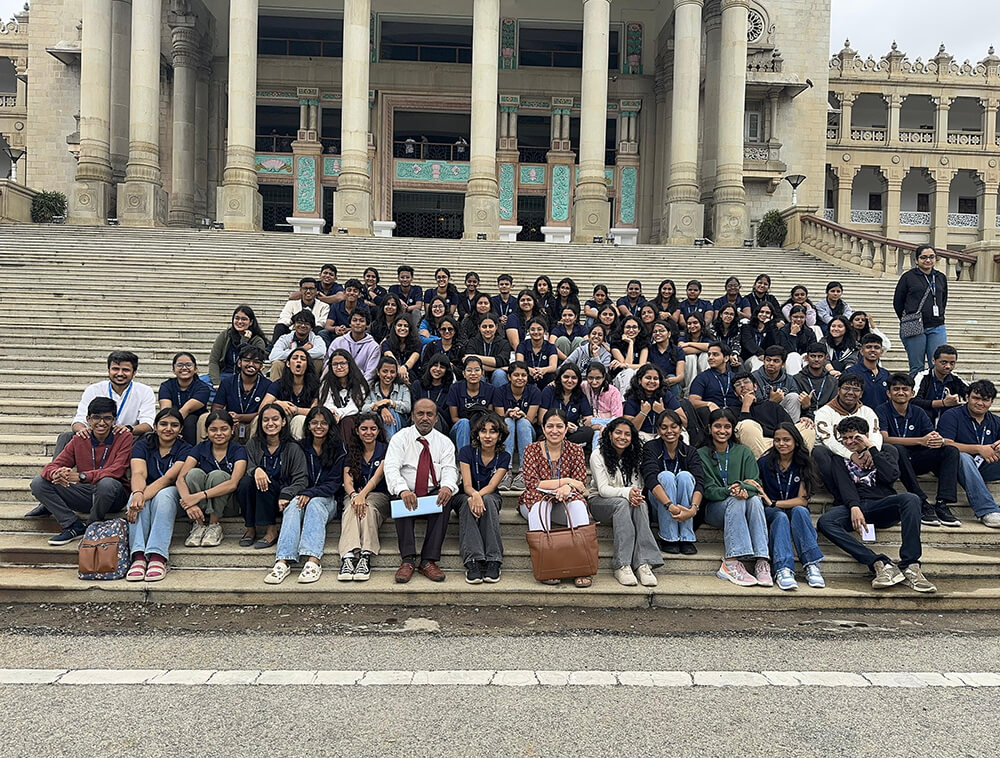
[109,381,133,422]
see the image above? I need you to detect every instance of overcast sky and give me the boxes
[1,0,995,64]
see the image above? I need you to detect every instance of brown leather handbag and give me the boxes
[525,501,599,581]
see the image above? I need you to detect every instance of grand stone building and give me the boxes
[0,4,967,255]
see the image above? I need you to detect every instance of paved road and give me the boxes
[1,607,998,757]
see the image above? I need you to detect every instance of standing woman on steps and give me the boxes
[264,406,348,585]
[209,305,267,386]
[894,245,948,375]
[176,410,248,548]
[237,404,308,550]
[158,352,210,445]
[125,408,193,582]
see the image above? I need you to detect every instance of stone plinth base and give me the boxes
[116,181,167,227]
[571,195,611,243]
[663,201,705,245]
[610,227,638,246]
[334,185,372,236]
[286,216,325,235]
[373,221,396,238]
[499,225,522,242]
[541,226,571,244]
[218,184,263,232]
[712,201,750,247]
[69,181,112,226]
[462,190,500,240]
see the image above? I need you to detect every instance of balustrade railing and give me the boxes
[826,127,839,140]
[798,214,976,281]
[850,128,887,142]
[900,211,931,226]
[947,131,983,146]
[948,213,980,228]
[0,93,16,108]
[898,129,934,144]
[850,209,883,224]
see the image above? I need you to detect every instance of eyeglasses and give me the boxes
[841,386,862,394]
[174,362,195,369]
[918,254,936,260]
[330,361,349,368]
[241,359,263,366]
[87,415,115,424]
[440,326,455,333]
[308,419,330,427]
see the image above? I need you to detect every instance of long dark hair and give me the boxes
[626,363,667,403]
[782,284,815,309]
[516,289,543,324]
[425,296,450,336]
[372,293,404,342]
[228,304,265,343]
[654,279,680,313]
[598,417,643,482]
[386,316,421,362]
[278,347,320,406]
[432,267,460,299]
[759,422,817,497]
[253,403,292,446]
[301,405,344,470]
[712,304,740,338]
[823,315,857,350]
[347,411,387,485]
[554,362,585,404]
[144,407,184,448]
[419,352,456,389]
[320,350,370,409]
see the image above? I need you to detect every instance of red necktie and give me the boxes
[414,438,438,497]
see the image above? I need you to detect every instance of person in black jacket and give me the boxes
[732,372,815,458]
[912,344,967,425]
[893,244,948,376]
[641,410,704,554]
[795,342,839,419]
[816,416,935,593]
[739,301,778,370]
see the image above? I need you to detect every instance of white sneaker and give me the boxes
[804,563,826,588]
[201,523,224,547]
[614,566,638,586]
[636,564,658,587]
[185,523,206,547]
[980,512,1000,529]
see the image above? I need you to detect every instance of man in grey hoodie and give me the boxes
[751,345,802,422]
[329,310,381,383]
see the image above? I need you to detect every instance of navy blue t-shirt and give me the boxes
[458,445,512,491]
[938,406,1000,446]
[490,294,517,320]
[215,375,276,415]
[712,295,750,313]
[189,440,248,474]
[159,377,212,409]
[411,380,451,415]
[517,340,558,369]
[876,402,934,440]
[551,323,587,340]
[319,282,345,299]
[689,368,740,409]
[494,384,542,415]
[756,455,806,503]
[538,386,592,423]
[648,344,684,378]
[623,392,681,434]
[328,302,371,328]
[423,289,459,310]
[131,437,194,480]
[446,381,495,420]
[846,363,891,410]
[355,440,389,494]
[388,283,423,307]
[678,299,713,319]
[616,296,647,317]
[300,440,347,499]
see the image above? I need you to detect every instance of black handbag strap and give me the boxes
[907,284,932,317]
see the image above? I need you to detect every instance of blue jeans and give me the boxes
[901,323,947,376]
[128,486,180,560]
[489,369,509,388]
[704,495,769,560]
[504,417,533,468]
[381,408,403,438]
[590,417,613,450]
[957,453,1000,517]
[275,495,335,562]
[649,471,697,542]
[451,418,471,451]
[765,505,823,572]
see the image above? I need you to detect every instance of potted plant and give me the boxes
[756,209,787,247]
[30,191,67,223]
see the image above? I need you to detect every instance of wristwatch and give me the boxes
[79,472,88,482]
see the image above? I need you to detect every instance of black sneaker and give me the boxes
[920,502,940,527]
[679,542,698,555]
[660,539,680,554]
[483,561,502,583]
[934,503,962,527]
[48,522,86,546]
[465,561,483,584]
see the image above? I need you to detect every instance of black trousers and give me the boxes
[395,488,451,564]
[237,475,280,528]
[894,443,959,505]
[817,493,922,570]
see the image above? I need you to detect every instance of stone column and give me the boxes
[168,12,198,227]
[712,0,749,245]
[70,0,114,225]
[335,0,373,235]
[289,89,324,234]
[934,97,953,148]
[206,74,223,219]
[982,98,999,152]
[572,0,612,242]
[117,0,167,226]
[977,172,998,242]
[220,0,262,231]
[662,0,704,244]
[883,174,902,240]
[699,7,721,207]
[837,92,854,145]
[930,167,955,249]
[886,93,903,146]
[110,0,132,188]
[835,165,856,225]
[463,0,501,239]
[194,46,211,220]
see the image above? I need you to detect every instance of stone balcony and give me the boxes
[835,210,998,229]
[743,142,786,187]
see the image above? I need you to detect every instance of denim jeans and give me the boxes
[275,495,335,562]
[703,495,769,560]
[380,408,403,438]
[648,471,697,542]
[590,417,613,450]
[129,486,181,560]
[764,505,823,573]
[504,417,534,469]
[957,453,1000,517]
[451,418,471,451]
[489,369,509,388]
[590,494,663,570]
[817,493,921,569]
[901,323,947,376]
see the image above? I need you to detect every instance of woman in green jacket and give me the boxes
[209,305,268,385]
[697,408,772,589]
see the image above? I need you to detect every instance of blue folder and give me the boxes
[390,495,443,519]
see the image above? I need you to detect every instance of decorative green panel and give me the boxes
[518,165,546,185]
[323,157,342,177]
[624,23,643,74]
[499,163,515,221]
[296,156,317,213]
[255,155,293,174]
[500,18,517,69]
[551,164,570,222]
[395,160,471,183]
[620,167,637,224]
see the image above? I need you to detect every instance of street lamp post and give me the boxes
[784,174,806,206]
[3,145,26,184]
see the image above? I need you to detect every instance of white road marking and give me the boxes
[0,668,998,688]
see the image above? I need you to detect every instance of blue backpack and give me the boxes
[77,519,130,581]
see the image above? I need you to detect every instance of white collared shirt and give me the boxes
[383,425,458,495]
[72,380,157,427]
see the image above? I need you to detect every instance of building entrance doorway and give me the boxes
[392,191,464,238]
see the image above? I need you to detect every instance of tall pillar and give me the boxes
[463,0,501,239]
[572,0,612,242]
[712,0,749,245]
[837,92,854,145]
[883,174,902,239]
[117,0,167,226]
[220,0,262,231]
[168,12,198,227]
[70,0,114,225]
[930,167,955,249]
[977,173,999,242]
[335,0,373,235]
[110,0,132,188]
[835,165,855,225]
[662,0,704,244]
[886,93,903,146]
[194,46,211,220]
[982,98,999,152]
[934,97,952,148]
[206,74,222,219]
[288,90,324,234]
[699,7,721,207]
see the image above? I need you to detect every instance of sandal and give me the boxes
[264,562,291,585]
[297,560,323,584]
[126,558,147,582]
[573,576,593,588]
[239,530,256,548]
[541,578,561,586]
[144,559,167,582]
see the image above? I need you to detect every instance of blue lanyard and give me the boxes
[660,442,681,475]
[891,409,910,438]
[810,374,828,402]
[237,376,262,414]
[262,444,282,475]
[527,342,546,366]
[932,376,948,400]
[211,445,231,472]
[714,371,731,399]
[153,443,178,479]
[924,273,936,296]
[109,381,133,422]
[715,449,730,485]
[497,298,512,317]
[91,433,114,471]
[776,464,795,500]
[474,450,498,488]
[972,415,989,446]
[306,449,322,485]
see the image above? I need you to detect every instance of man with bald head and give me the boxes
[383,398,459,583]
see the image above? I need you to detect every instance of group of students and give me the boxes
[28,244,995,592]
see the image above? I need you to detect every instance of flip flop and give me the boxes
[541,578,561,586]
[264,562,291,585]
[573,576,593,588]
[144,560,167,582]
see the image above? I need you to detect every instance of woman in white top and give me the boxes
[319,349,369,442]
[589,417,662,587]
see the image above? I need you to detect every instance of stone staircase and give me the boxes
[1,224,999,609]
